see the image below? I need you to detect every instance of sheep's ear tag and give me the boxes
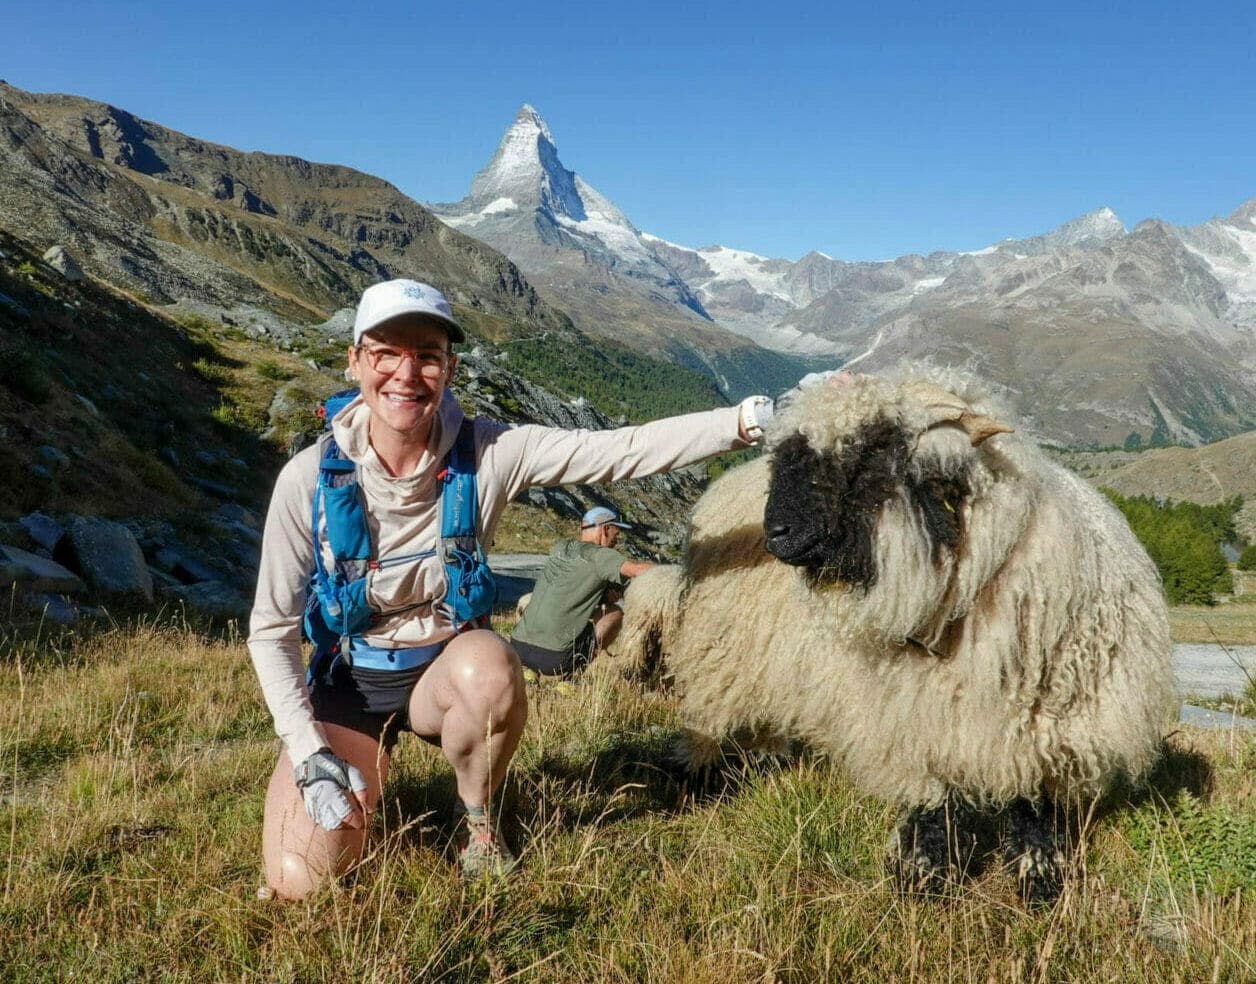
[958,412,1014,446]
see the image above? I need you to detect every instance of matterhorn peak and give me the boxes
[512,103,553,141]
[451,103,585,219]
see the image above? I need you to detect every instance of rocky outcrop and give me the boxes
[3,503,263,623]
[0,81,571,331]
[57,517,153,601]
[42,245,83,281]
[453,349,708,548]
[0,544,84,594]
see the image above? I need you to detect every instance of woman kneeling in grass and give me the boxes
[247,278,770,899]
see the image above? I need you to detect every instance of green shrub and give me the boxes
[0,340,53,404]
[254,360,292,382]
[1120,789,1256,894]
[1103,491,1239,605]
[190,357,233,385]
[495,332,727,422]
[210,399,242,429]
[707,446,760,481]
[1239,545,1256,572]
[177,313,218,334]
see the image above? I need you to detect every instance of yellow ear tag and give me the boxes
[943,500,955,513]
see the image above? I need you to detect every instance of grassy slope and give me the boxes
[1055,438,1256,542]
[0,221,734,533]
[0,228,351,520]
[1,616,1253,982]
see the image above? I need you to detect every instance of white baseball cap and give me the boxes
[353,279,465,346]
[581,506,631,529]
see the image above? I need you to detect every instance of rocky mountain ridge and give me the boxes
[430,104,1256,447]
[0,81,572,329]
[432,105,819,398]
[0,223,712,625]
[5,81,1255,451]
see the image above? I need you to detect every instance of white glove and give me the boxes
[293,749,368,831]
[738,395,775,443]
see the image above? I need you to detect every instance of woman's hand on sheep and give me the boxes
[738,396,774,444]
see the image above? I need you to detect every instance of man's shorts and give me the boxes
[309,641,447,753]
[511,623,597,677]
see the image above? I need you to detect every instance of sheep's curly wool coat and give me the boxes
[623,369,1177,809]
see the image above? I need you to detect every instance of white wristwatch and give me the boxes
[738,395,774,443]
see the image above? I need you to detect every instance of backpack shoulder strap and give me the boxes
[437,419,496,630]
[311,433,371,577]
[440,418,479,539]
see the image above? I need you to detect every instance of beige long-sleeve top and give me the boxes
[248,392,746,764]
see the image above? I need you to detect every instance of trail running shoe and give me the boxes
[459,821,517,880]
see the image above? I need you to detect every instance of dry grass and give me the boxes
[2,614,1254,982]
[1170,595,1256,645]
[489,502,569,555]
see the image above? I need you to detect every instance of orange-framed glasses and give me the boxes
[357,344,450,376]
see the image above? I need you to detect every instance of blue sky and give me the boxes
[6,1,1254,261]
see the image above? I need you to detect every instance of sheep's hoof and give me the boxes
[887,801,979,896]
[887,828,950,894]
[1008,844,1063,906]
[1004,797,1065,906]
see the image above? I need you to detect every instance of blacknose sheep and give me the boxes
[618,369,1177,904]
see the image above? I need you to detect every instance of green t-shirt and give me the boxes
[511,539,626,651]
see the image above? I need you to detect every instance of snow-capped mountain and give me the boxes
[432,106,816,400]
[641,236,846,354]
[777,207,1256,447]
[433,105,707,315]
[1173,199,1256,326]
[642,207,1132,356]
[433,104,1256,446]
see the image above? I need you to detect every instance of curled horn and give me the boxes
[906,381,1015,446]
[955,411,1014,446]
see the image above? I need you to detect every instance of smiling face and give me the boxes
[346,316,456,451]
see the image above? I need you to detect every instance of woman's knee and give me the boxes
[266,834,364,900]
[260,729,384,901]
[445,633,524,710]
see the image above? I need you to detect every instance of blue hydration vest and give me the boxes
[303,390,497,683]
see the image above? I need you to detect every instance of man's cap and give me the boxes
[581,506,630,530]
[353,279,465,346]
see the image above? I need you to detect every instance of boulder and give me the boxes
[121,519,176,555]
[19,512,64,551]
[23,593,79,625]
[57,518,153,601]
[186,476,236,499]
[154,545,221,584]
[213,519,260,547]
[218,537,260,571]
[0,545,85,594]
[42,245,84,282]
[167,580,250,620]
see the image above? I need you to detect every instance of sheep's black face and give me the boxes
[764,417,970,589]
